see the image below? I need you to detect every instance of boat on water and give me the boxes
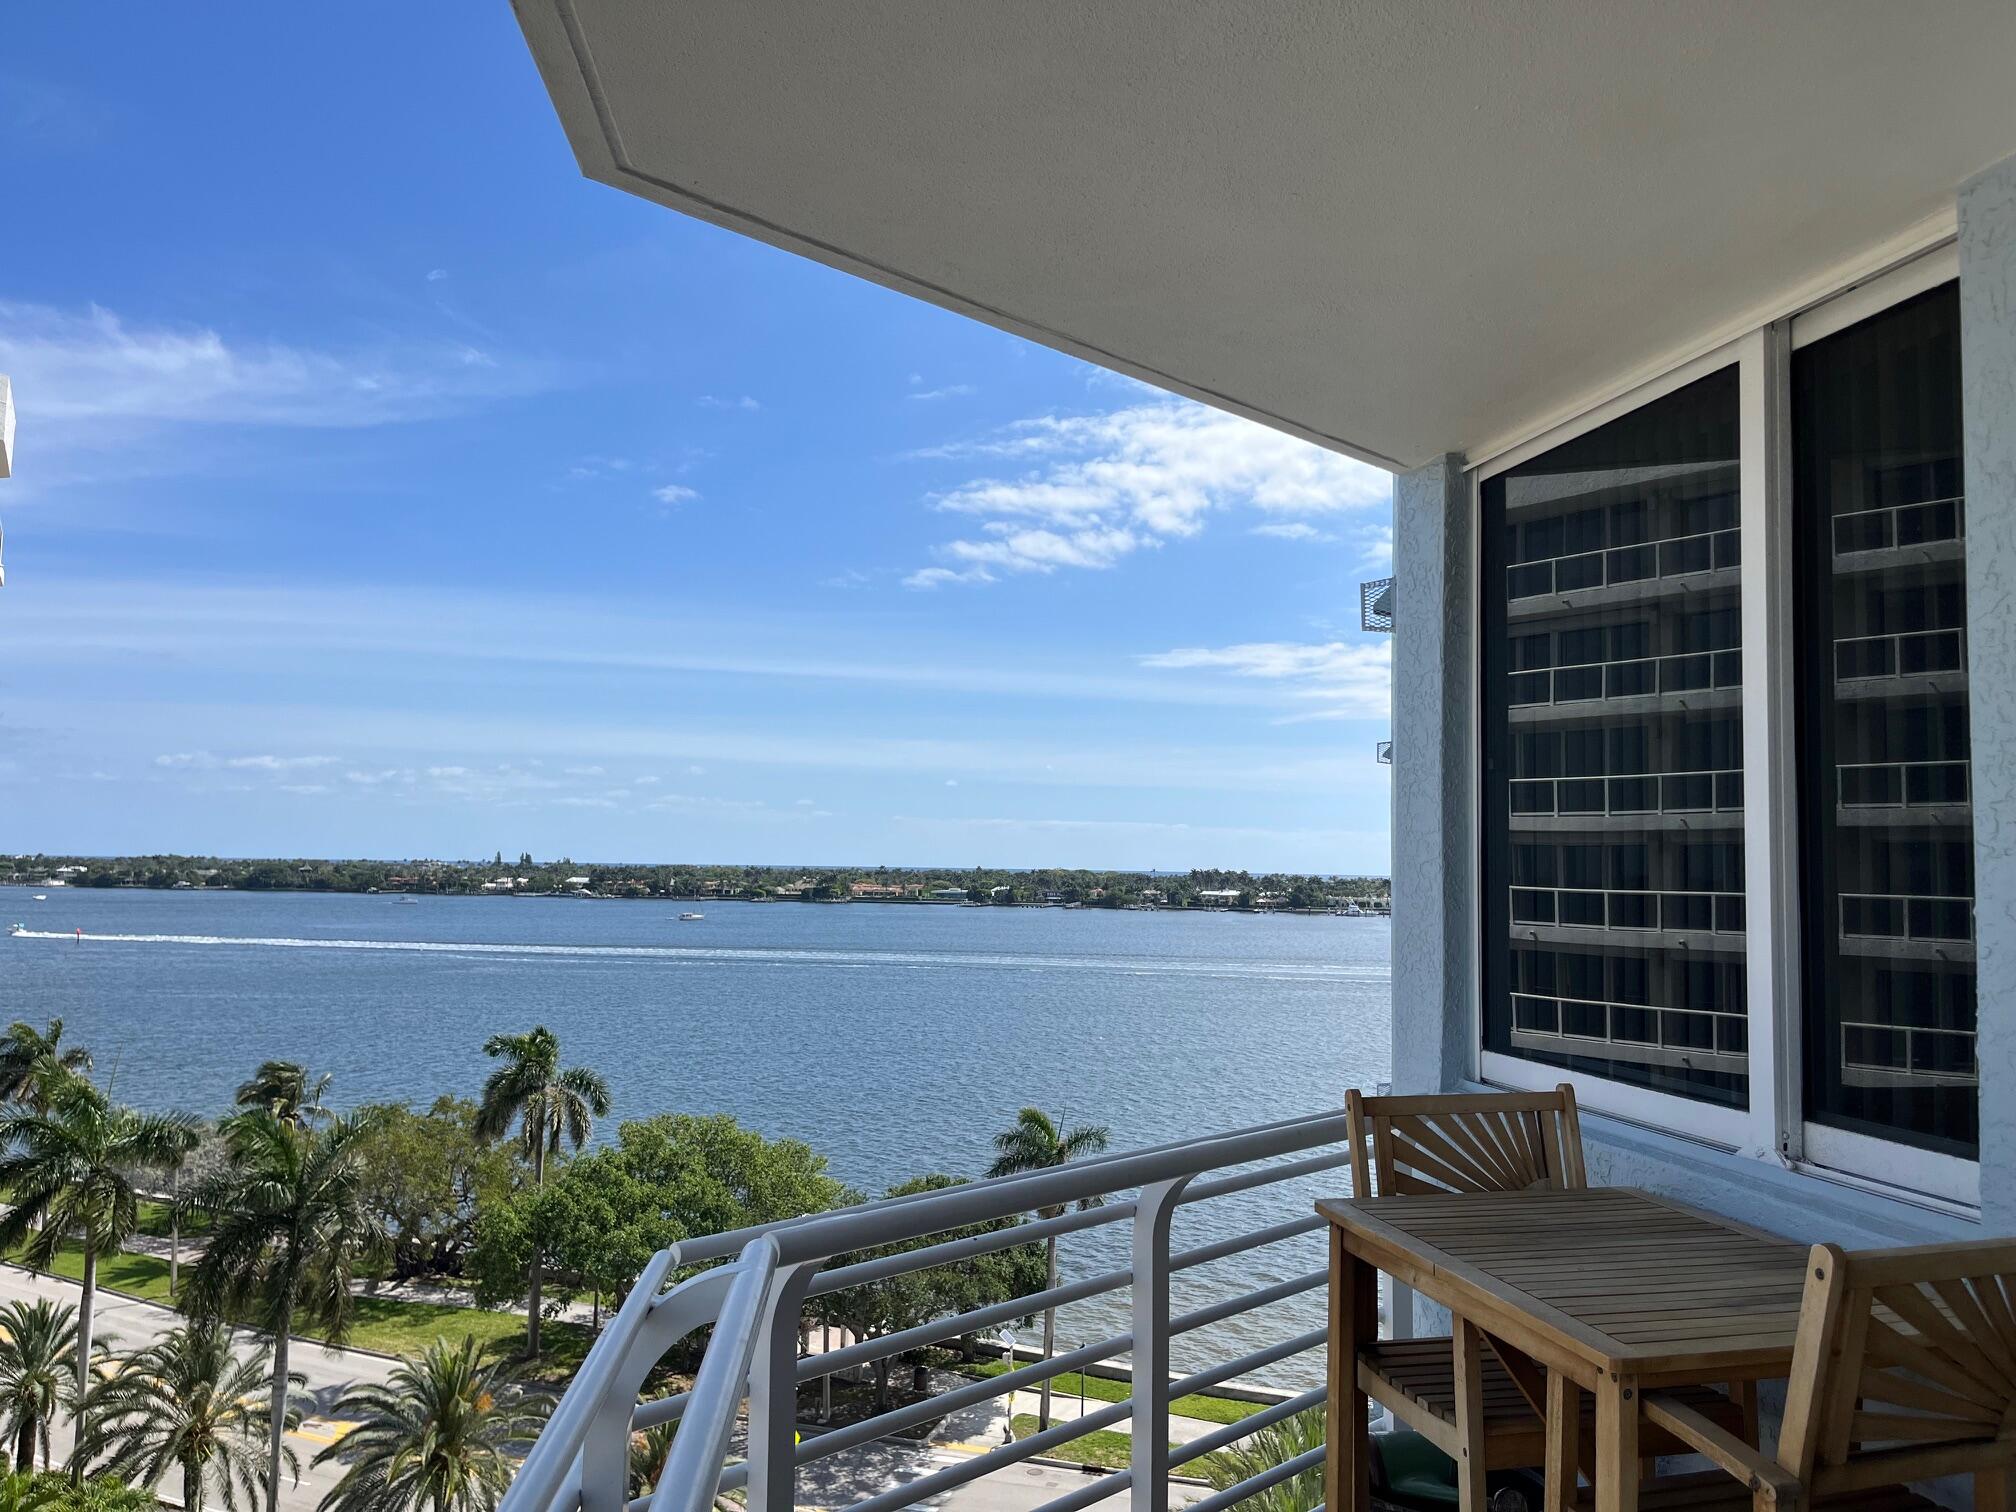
[32,894,46,902]
[1344,901,1364,917]
[6,923,23,936]
[678,912,704,921]
[395,896,419,905]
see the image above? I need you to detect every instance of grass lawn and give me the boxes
[10,1247,593,1383]
[132,1199,212,1239]
[962,1360,1265,1426]
[1008,1415,1233,1480]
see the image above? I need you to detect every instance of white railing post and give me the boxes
[1130,1176,1193,1512]
[746,1261,820,1512]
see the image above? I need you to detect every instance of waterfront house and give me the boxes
[501,7,2016,1512]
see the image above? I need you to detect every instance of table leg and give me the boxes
[1544,1369,1578,1512]
[1453,1320,1487,1512]
[1728,1380,1759,1446]
[1594,1373,1639,1512]
[1326,1229,1372,1512]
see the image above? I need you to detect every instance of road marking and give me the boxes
[292,1418,360,1446]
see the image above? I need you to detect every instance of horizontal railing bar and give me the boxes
[798,1212,1324,1382]
[808,1197,1136,1298]
[632,1390,688,1431]
[1169,1384,1329,1468]
[1171,1271,1326,1337]
[1169,1327,1329,1401]
[665,1105,1350,1268]
[842,1399,1135,1512]
[1184,1152,1351,1207]
[1182,1445,1328,1512]
[798,1331,1132,1465]
[1027,1468,1134,1512]
[771,1112,1354,1266]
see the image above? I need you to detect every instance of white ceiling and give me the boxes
[513,1,2016,471]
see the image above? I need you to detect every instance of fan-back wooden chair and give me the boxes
[1620,1237,2016,1512]
[1343,1087,1749,1505]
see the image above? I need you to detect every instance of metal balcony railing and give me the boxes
[1505,525,1738,601]
[1837,759,1971,810]
[502,1110,1364,1512]
[1831,496,1964,556]
[1510,884,1745,935]
[1509,768,1742,818]
[1511,992,1747,1066]
[1834,628,1966,683]
[1838,892,1976,944]
[1508,648,1741,708]
[1839,1022,1978,1088]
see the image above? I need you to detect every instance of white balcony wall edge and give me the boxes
[1960,151,2016,1226]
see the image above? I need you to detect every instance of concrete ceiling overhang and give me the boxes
[513,1,2016,472]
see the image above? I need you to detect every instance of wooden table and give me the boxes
[1319,1186,1809,1512]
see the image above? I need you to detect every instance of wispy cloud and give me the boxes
[1250,522,1332,543]
[698,394,760,412]
[909,383,975,402]
[652,483,699,505]
[1140,640,1392,722]
[153,751,341,771]
[905,401,1388,585]
[0,300,550,432]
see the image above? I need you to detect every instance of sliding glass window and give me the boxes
[1481,367,1748,1108]
[1793,282,1977,1159]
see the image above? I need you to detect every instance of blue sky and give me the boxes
[0,7,1394,875]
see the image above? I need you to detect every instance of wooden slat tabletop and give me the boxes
[1317,1186,1810,1376]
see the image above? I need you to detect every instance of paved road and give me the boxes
[0,1264,400,1511]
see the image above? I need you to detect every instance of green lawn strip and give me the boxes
[1008,1415,1233,1480]
[132,1199,213,1239]
[961,1361,1264,1426]
[12,1246,592,1383]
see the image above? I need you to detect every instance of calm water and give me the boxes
[1,887,1391,1384]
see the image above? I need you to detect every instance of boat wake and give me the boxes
[4,928,1372,981]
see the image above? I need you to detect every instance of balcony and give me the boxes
[1507,649,1741,722]
[1510,992,1747,1077]
[1508,884,1745,952]
[502,1112,1366,1512]
[1504,526,1740,619]
[1509,769,1742,832]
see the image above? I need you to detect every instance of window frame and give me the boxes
[1468,244,1981,1206]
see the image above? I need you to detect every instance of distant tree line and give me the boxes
[3,854,1389,909]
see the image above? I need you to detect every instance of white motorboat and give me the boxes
[678,912,704,921]
[395,896,419,905]
[32,894,47,902]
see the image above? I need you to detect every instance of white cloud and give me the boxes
[153,752,214,769]
[225,753,341,771]
[1359,523,1394,570]
[0,300,547,430]
[426,269,449,282]
[278,783,330,795]
[698,394,760,412]
[910,383,975,402]
[1140,639,1392,721]
[652,484,699,506]
[907,401,1389,585]
[1250,522,1332,543]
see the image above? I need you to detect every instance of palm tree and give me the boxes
[473,1027,609,1358]
[232,1062,332,1129]
[985,1108,1110,1431]
[0,1079,199,1426]
[76,1320,302,1512]
[313,1338,551,1512]
[626,1419,678,1502]
[0,1022,93,1113]
[1204,1407,1324,1512]
[0,1300,78,1473]
[182,1108,385,1512]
